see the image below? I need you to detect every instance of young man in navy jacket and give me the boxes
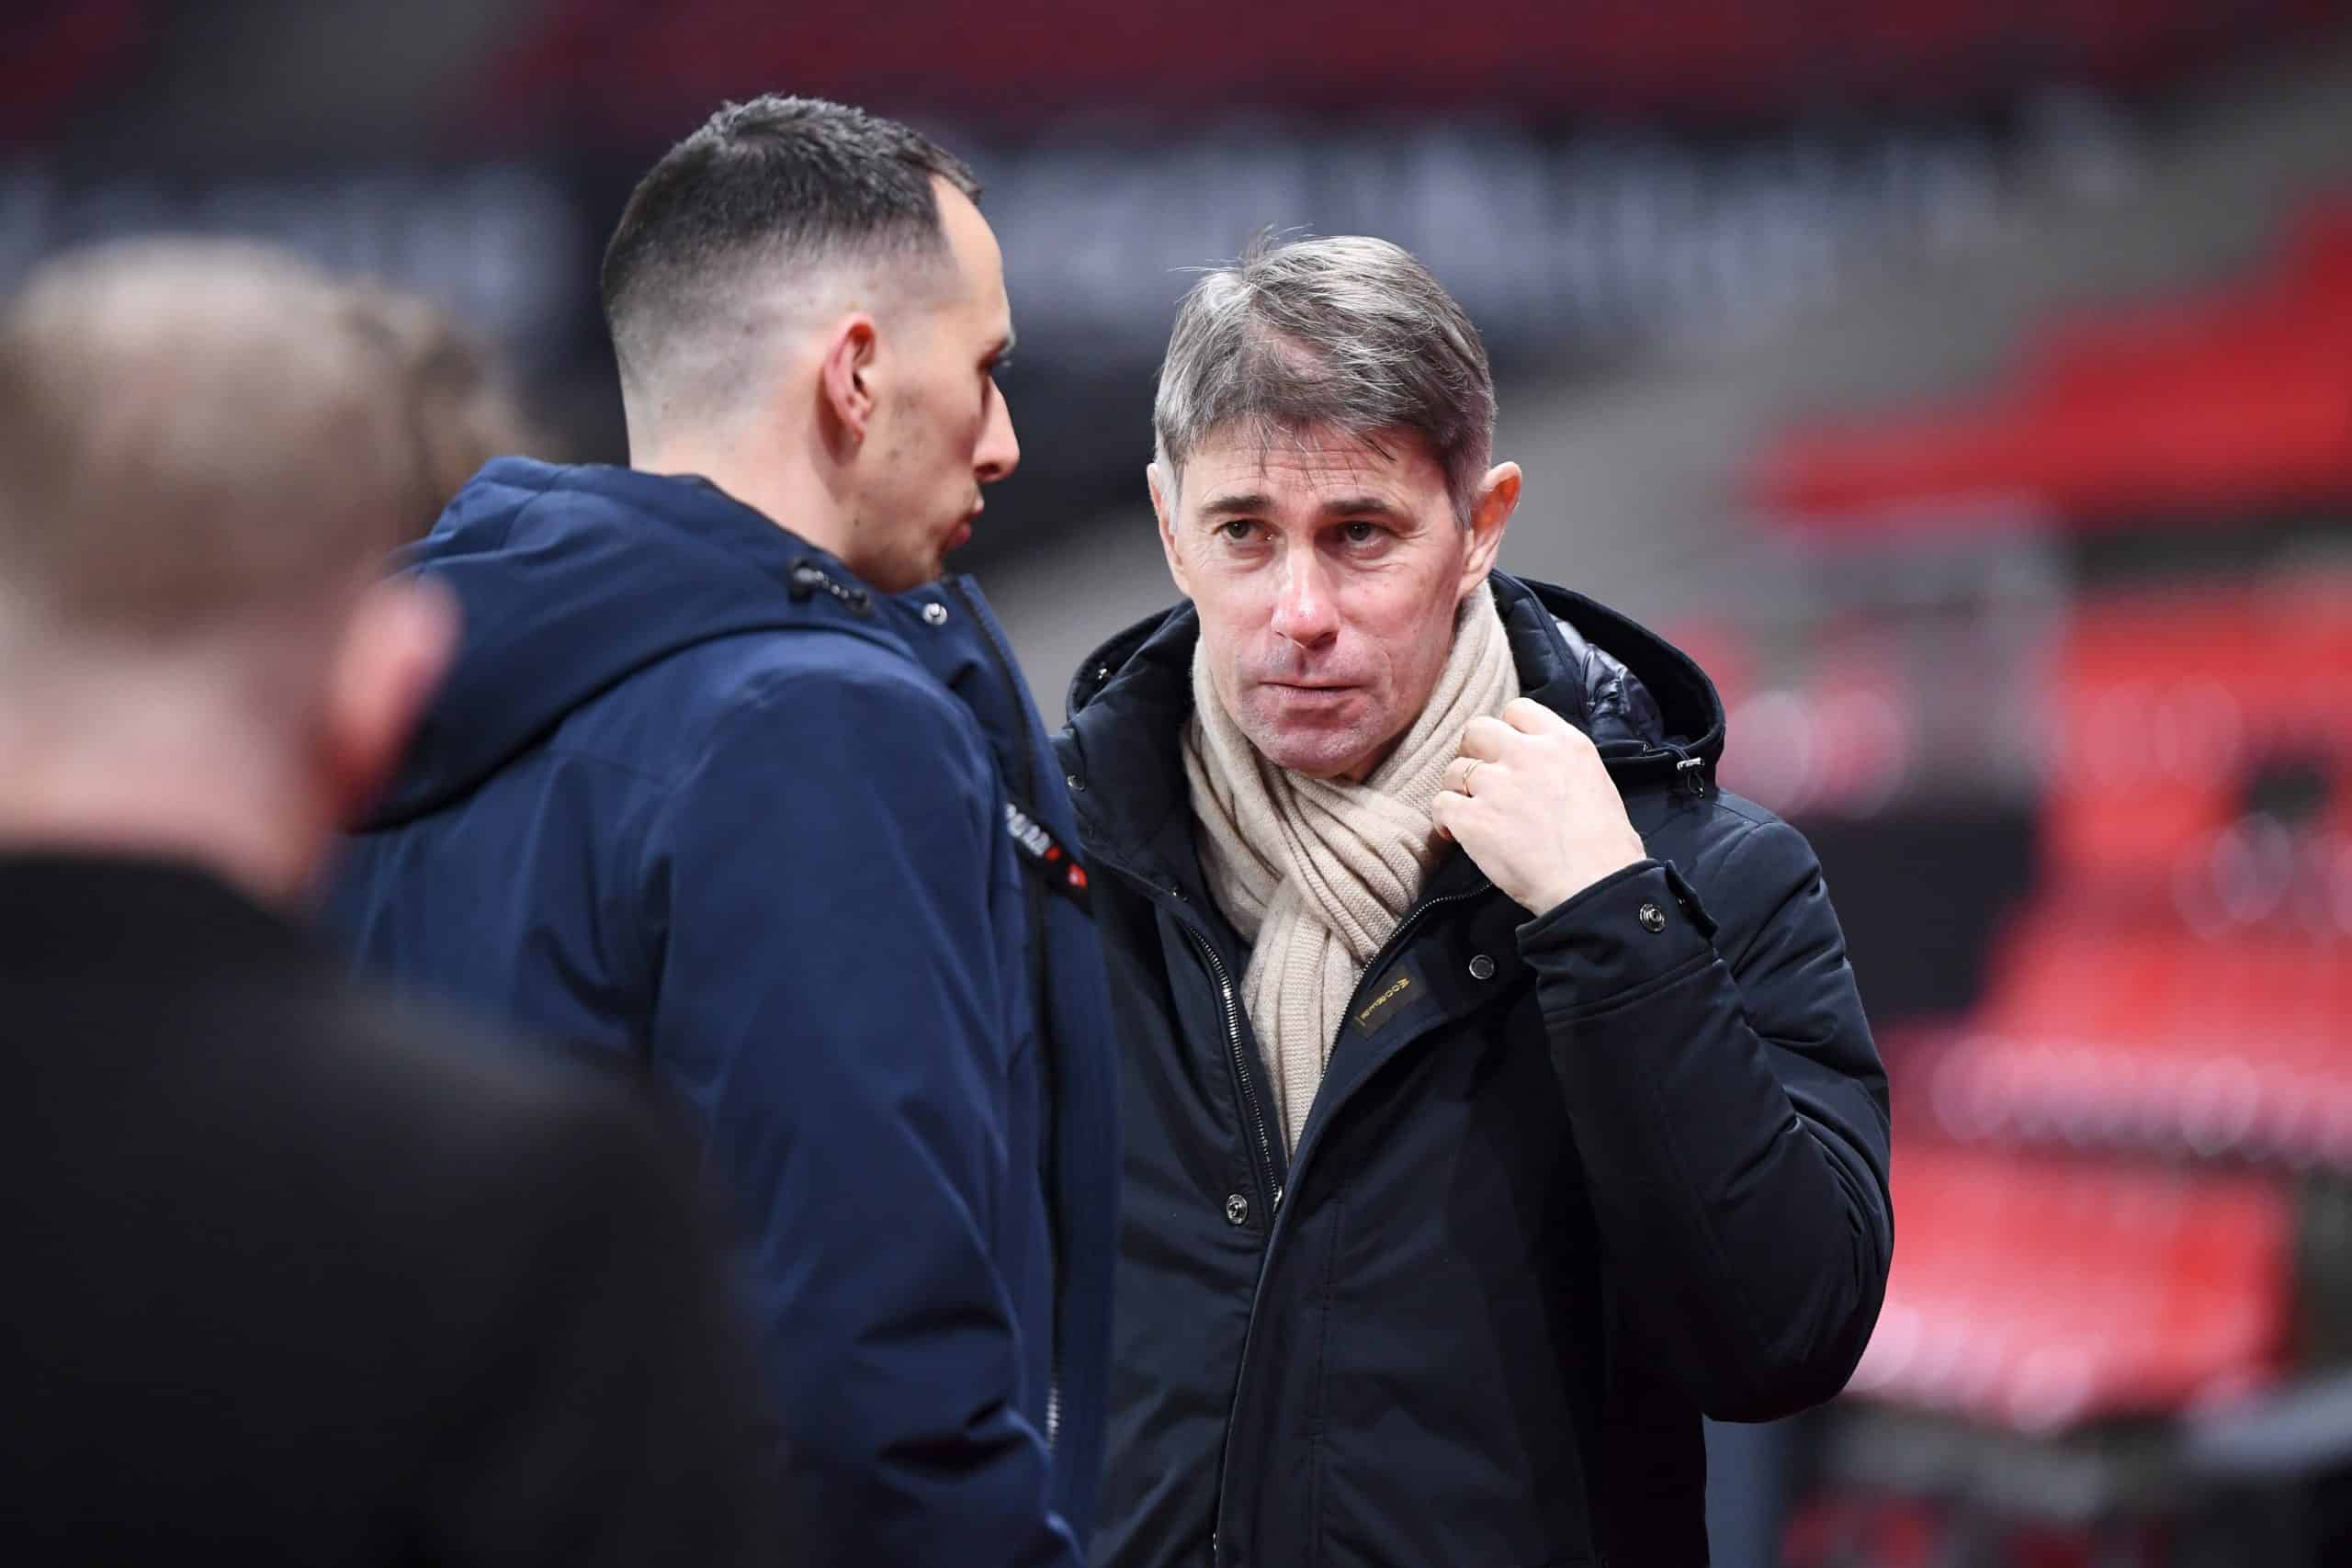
[330,98,1119,1567]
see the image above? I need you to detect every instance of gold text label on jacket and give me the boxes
[1354,971,1414,1034]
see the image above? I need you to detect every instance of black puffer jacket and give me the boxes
[1056,573,1892,1568]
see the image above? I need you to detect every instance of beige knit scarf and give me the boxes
[1184,586,1520,1152]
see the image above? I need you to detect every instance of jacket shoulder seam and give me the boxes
[667,649,988,814]
[491,624,941,791]
[462,471,566,552]
[623,648,993,949]
[1698,794,1780,834]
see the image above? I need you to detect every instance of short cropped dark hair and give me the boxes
[600,96,981,404]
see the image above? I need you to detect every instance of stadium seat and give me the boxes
[1849,1145,2292,1431]
[1752,194,2352,525]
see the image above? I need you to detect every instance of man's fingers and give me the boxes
[1430,789,1466,841]
[1458,715,1512,761]
[1501,696,1571,737]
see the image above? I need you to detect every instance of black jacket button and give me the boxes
[1638,901,1668,933]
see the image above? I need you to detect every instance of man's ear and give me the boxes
[818,313,881,444]
[319,575,458,830]
[1458,461,1520,599]
[1148,462,1192,599]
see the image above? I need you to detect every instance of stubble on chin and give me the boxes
[1233,700,1377,780]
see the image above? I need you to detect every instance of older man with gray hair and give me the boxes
[1057,234,1893,1568]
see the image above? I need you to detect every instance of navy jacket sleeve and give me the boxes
[638,660,1080,1568]
[1519,813,1894,1422]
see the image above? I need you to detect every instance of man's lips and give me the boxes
[1258,680,1361,702]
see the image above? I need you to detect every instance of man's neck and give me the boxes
[632,441,865,572]
[0,725,318,910]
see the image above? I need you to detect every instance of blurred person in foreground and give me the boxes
[327,97,1120,1565]
[342,280,548,542]
[1057,235,1894,1568]
[0,240,778,1565]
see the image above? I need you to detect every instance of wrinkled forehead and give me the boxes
[1171,421,1447,513]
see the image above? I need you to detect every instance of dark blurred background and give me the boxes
[10,3,2350,1562]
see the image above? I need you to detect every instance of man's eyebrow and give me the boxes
[1194,491,1415,522]
[1318,494,1409,520]
[1196,491,1272,518]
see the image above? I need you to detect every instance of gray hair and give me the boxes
[1152,233,1496,521]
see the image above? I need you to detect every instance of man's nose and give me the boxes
[1269,553,1340,649]
[975,381,1020,484]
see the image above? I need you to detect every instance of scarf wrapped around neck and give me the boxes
[1183,586,1520,1152]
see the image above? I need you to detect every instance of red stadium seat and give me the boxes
[1849,1145,2291,1431]
[1752,194,2352,526]
[2039,582,2352,898]
[1929,911,2352,1165]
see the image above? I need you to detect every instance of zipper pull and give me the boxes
[1658,740,1710,798]
[786,558,873,615]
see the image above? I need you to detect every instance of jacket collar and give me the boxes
[371,459,914,827]
[1056,571,1724,892]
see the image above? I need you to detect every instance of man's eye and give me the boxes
[1342,522,1384,544]
[1219,520,1260,543]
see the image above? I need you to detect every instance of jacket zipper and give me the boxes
[1091,855,1284,1214]
[1206,873,1491,1562]
[1172,909,1284,1214]
[943,581,1068,1449]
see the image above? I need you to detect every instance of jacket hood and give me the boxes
[1057,571,1725,874]
[364,457,902,827]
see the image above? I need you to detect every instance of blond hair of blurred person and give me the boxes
[0,239,781,1568]
[340,281,547,543]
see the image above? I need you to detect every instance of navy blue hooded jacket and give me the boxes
[327,458,1120,1567]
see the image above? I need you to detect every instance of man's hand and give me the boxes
[1432,697,1649,916]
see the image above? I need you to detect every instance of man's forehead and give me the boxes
[1181,424,1442,505]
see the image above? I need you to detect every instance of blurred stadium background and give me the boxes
[9,2,2351,1562]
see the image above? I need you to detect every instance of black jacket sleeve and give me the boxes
[1520,813,1894,1422]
